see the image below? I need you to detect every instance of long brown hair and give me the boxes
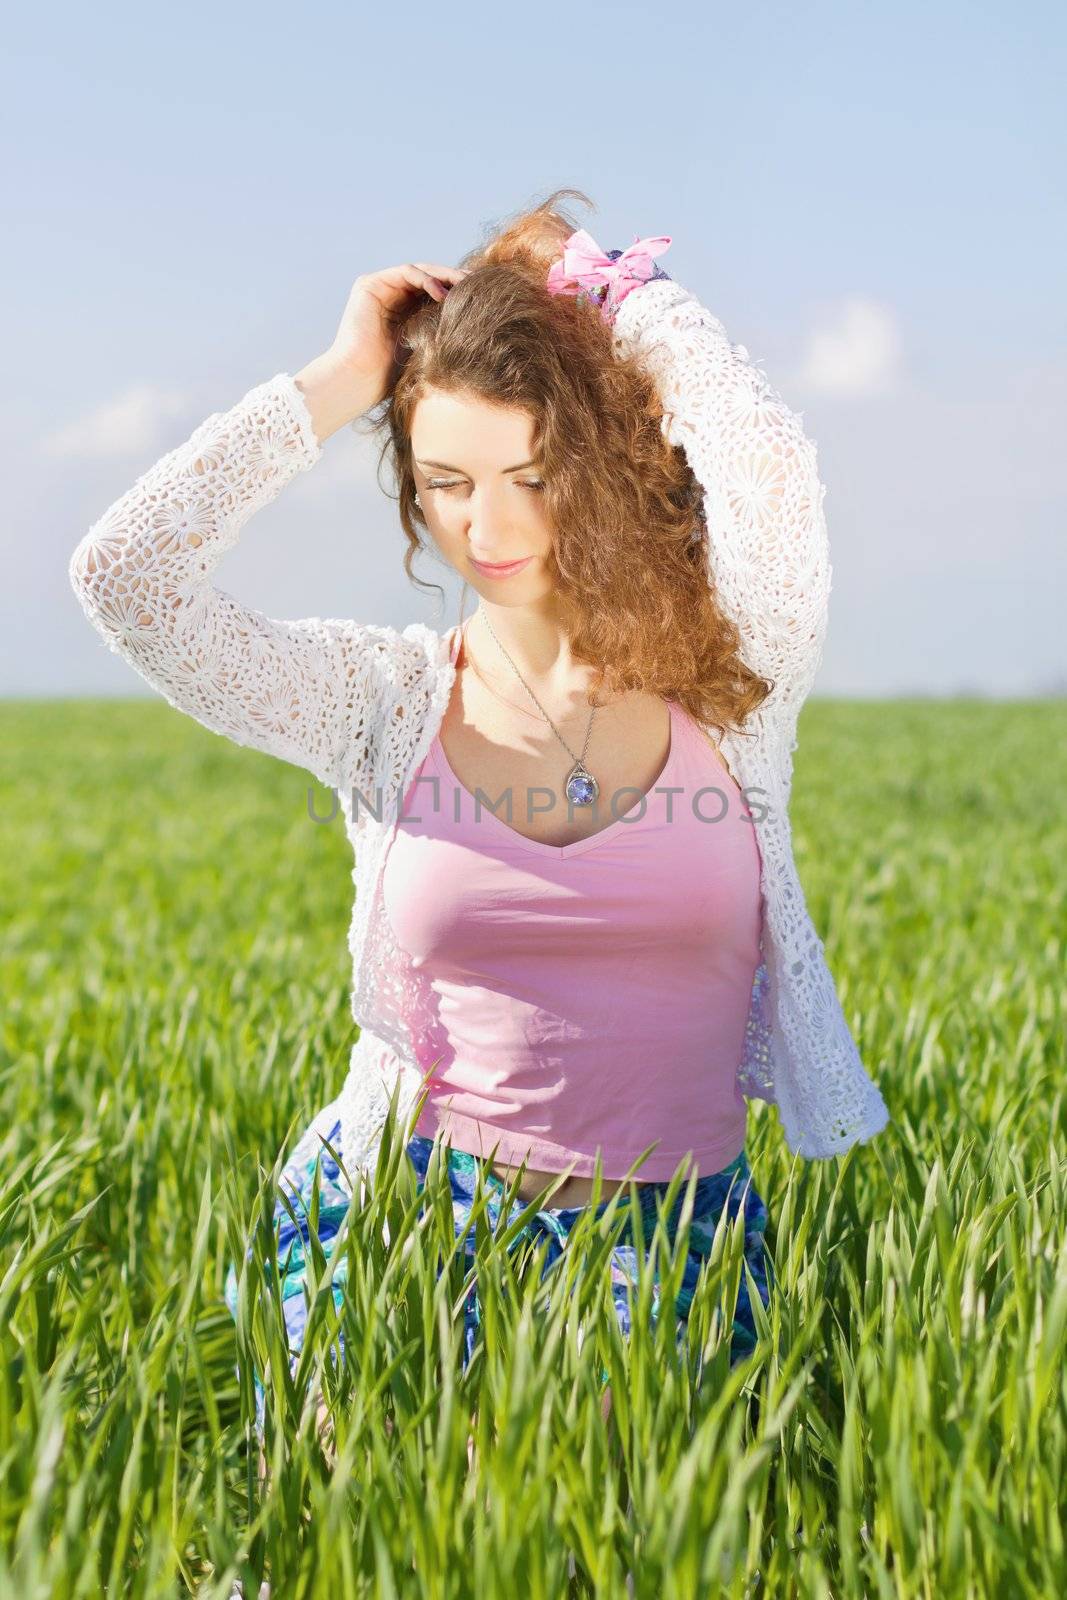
[359,186,773,742]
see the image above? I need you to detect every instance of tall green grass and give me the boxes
[1,697,1064,1597]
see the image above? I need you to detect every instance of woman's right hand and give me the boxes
[294,262,469,443]
[330,261,470,405]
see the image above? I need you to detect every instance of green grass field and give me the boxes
[2,697,1065,1598]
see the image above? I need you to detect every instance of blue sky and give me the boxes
[5,0,1065,696]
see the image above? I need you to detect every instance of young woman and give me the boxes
[68,188,891,1450]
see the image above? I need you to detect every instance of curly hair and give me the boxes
[358,185,774,743]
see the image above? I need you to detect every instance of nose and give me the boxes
[461,488,528,560]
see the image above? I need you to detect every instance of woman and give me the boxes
[68,187,891,1450]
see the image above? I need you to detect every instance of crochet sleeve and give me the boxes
[612,278,832,729]
[68,372,382,793]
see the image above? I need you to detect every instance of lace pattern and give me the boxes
[69,288,891,1186]
[612,278,833,746]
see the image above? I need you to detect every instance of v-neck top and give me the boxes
[380,628,763,1182]
[428,693,677,862]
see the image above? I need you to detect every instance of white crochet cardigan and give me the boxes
[69,275,891,1182]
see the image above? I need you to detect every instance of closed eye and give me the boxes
[427,480,544,493]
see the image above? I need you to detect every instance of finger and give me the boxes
[397,264,452,301]
[414,262,471,283]
[410,263,471,298]
[366,263,467,313]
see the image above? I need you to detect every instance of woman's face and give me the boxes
[410,387,556,600]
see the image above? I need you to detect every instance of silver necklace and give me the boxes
[476,612,601,807]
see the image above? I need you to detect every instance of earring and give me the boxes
[414,492,421,508]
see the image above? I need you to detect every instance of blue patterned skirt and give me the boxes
[224,1099,774,1435]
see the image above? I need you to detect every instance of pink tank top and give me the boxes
[381,627,763,1183]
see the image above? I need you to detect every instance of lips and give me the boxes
[469,555,533,577]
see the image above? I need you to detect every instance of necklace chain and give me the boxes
[467,612,601,807]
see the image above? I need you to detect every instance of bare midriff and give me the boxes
[486,1159,662,1209]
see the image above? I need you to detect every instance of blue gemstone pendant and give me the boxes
[565,762,599,807]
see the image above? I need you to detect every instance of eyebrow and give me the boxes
[415,458,539,474]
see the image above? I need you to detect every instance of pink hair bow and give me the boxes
[545,228,672,323]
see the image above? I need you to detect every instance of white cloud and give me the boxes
[797,295,902,397]
[39,383,194,459]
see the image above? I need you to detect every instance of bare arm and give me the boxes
[293,353,379,445]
